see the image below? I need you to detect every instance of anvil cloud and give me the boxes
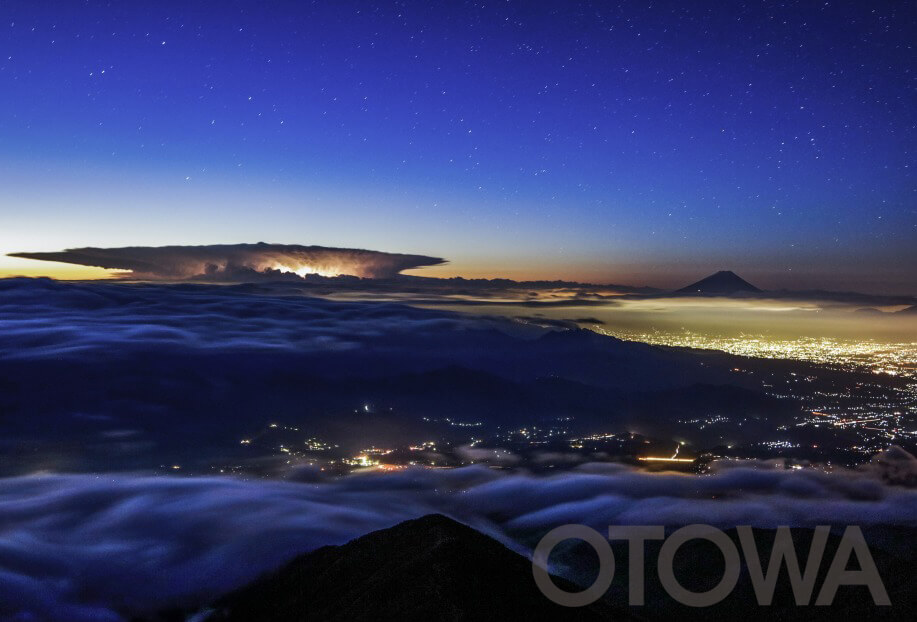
[8,242,447,280]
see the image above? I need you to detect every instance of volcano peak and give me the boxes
[676,270,761,295]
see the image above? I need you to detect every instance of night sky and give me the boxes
[1,1,914,292]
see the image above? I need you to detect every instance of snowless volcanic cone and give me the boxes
[9,243,447,280]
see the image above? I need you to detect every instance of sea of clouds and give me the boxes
[2,277,917,620]
[3,452,917,620]
[0,277,498,359]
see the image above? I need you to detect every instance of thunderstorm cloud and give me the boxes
[8,242,447,280]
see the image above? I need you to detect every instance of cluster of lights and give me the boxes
[304,438,332,451]
[361,447,393,455]
[757,440,799,449]
[343,454,379,467]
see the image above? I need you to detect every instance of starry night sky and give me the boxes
[0,1,914,292]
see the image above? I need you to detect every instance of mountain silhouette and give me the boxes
[676,270,761,295]
[206,514,624,621]
[199,515,916,622]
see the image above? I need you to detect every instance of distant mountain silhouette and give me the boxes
[676,271,761,295]
[206,514,624,621]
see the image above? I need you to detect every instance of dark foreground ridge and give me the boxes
[205,513,624,622]
[199,515,917,622]
[676,270,762,295]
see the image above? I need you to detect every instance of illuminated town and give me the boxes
[155,319,914,481]
[598,329,917,386]
[207,343,917,478]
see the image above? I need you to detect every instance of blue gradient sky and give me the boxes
[1,1,914,292]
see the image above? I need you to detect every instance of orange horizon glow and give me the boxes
[3,253,917,297]
[0,256,122,280]
[1,252,636,285]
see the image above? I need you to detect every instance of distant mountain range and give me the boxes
[676,270,762,295]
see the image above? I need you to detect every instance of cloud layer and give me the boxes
[2,454,917,620]
[0,277,502,360]
[1,278,765,479]
[2,278,913,619]
[8,242,447,280]
[0,277,725,392]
